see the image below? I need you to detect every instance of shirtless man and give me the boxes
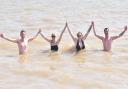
[67,22,93,51]
[92,22,127,51]
[40,23,67,51]
[0,30,41,55]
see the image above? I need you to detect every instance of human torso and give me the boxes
[17,38,28,54]
[50,40,58,51]
[102,38,113,51]
[75,38,85,51]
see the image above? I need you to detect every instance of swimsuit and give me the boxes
[51,45,58,51]
[76,39,85,51]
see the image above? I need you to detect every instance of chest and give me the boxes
[50,40,58,46]
[76,39,84,46]
[103,38,112,45]
[18,39,28,46]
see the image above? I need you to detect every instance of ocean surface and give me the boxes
[0,0,128,89]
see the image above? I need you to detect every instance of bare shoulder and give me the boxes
[110,36,118,40]
[49,39,52,43]
[101,37,105,41]
[110,36,113,39]
[15,38,20,43]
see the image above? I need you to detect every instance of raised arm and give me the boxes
[67,23,76,43]
[111,26,127,40]
[83,22,93,40]
[40,29,51,43]
[57,23,67,44]
[28,29,41,42]
[92,22,104,40]
[0,33,18,43]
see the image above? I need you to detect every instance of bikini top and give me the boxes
[50,40,58,51]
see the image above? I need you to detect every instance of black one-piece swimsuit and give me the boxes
[76,40,85,51]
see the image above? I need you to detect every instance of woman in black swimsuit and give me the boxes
[67,22,93,51]
[40,23,67,51]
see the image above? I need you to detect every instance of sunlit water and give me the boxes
[0,0,128,89]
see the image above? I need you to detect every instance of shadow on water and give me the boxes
[5,55,15,57]
[42,49,50,53]
[41,49,61,60]
[62,46,88,63]
[73,50,88,64]
[62,46,76,54]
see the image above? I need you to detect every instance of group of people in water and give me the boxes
[0,21,127,55]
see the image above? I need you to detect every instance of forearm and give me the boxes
[68,30,74,40]
[28,32,39,42]
[111,29,126,40]
[35,32,39,38]
[57,29,66,43]
[87,24,92,34]
[33,32,39,39]
[67,28,73,37]
[93,30,103,40]
[119,30,126,37]
[57,32,64,43]
[92,23,97,36]
[61,27,66,37]
[3,37,17,43]
[31,35,37,40]
[84,25,92,39]
[93,28,97,37]
[40,33,50,42]
[40,33,45,39]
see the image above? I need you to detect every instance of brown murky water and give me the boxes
[0,0,128,89]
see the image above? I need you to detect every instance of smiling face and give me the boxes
[77,32,83,39]
[20,30,26,39]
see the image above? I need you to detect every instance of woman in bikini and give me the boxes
[67,22,93,51]
[40,23,67,51]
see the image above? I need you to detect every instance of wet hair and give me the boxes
[104,28,109,32]
[51,33,56,38]
[20,30,26,34]
[77,32,82,37]
[20,30,26,37]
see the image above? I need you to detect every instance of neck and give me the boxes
[52,39,55,42]
[78,38,82,40]
[105,34,109,39]
[21,37,25,41]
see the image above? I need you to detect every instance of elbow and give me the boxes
[94,34,97,36]
[118,35,122,37]
[119,33,123,37]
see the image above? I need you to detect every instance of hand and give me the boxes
[38,28,42,33]
[92,21,94,26]
[124,26,127,31]
[0,33,4,38]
